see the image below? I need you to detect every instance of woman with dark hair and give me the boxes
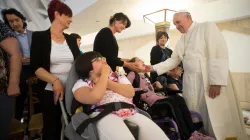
[70,33,83,54]
[93,12,138,72]
[73,51,169,140]
[30,0,80,139]
[150,31,173,86]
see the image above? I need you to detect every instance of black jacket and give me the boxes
[93,27,124,71]
[150,45,172,65]
[30,28,80,91]
[150,45,172,82]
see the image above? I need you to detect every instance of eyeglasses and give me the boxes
[91,57,106,63]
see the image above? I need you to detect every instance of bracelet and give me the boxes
[52,78,59,86]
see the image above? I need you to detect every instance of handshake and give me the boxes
[144,65,153,72]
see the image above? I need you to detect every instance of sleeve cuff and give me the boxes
[152,65,156,72]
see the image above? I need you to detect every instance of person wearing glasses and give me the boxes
[73,52,169,140]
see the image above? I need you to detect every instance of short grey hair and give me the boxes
[175,11,192,21]
[180,12,192,21]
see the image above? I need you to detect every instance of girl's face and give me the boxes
[134,57,146,72]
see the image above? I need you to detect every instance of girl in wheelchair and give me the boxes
[72,52,169,140]
[125,57,202,139]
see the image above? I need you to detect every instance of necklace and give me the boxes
[51,33,63,41]
[183,22,196,58]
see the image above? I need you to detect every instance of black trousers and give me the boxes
[15,65,34,120]
[152,95,195,139]
[39,90,62,140]
[0,93,15,140]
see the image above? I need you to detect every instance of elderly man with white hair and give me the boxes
[145,10,248,139]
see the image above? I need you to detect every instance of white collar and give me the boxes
[186,21,196,34]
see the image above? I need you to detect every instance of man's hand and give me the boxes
[7,83,20,96]
[144,65,153,72]
[209,85,221,99]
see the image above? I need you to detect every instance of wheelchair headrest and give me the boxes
[65,61,80,115]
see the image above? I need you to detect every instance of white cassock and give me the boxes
[153,21,248,140]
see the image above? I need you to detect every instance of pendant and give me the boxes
[57,38,61,41]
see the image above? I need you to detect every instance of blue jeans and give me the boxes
[0,93,15,140]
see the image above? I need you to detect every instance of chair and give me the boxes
[26,76,43,139]
[8,119,25,140]
[60,62,151,140]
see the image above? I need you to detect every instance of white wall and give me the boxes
[118,34,156,65]
[189,0,250,23]
[222,30,250,72]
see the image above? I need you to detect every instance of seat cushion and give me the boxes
[8,119,25,134]
[28,113,43,131]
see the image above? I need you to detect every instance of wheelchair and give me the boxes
[59,62,153,140]
[130,73,205,140]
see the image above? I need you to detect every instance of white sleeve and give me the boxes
[72,79,89,93]
[118,74,132,85]
[153,42,182,75]
[205,22,229,86]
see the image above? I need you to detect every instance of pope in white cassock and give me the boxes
[146,10,248,140]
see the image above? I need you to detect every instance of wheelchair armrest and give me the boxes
[154,88,165,93]
[134,90,148,102]
[135,90,148,96]
[165,87,182,95]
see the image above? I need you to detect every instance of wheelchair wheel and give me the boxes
[154,118,181,140]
